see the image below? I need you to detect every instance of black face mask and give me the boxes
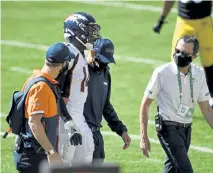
[56,62,69,80]
[173,52,192,68]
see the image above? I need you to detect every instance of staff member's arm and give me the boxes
[140,97,154,158]
[198,101,213,129]
[153,0,175,33]
[29,115,62,164]
[140,68,161,158]
[197,74,213,129]
[103,71,131,150]
[27,83,62,164]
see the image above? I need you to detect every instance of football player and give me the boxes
[153,0,213,97]
[57,12,101,165]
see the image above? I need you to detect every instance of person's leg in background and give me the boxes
[198,16,213,97]
[170,17,196,61]
[92,131,105,165]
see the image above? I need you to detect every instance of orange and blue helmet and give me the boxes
[64,12,101,50]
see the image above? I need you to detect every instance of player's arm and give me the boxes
[153,0,175,33]
[59,95,72,123]
[56,58,75,98]
[160,0,175,18]
[198,100,213,129]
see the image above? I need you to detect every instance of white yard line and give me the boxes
[0,40,201,66]
[1,1,212,17]
[76,1,176,13]
[101,131,213,154]
[0,112,7,118]
[1,41,212,154]
[74,1,213,17]
[1,40,164,65]
[1,129,213,154]
[10,66,32,74]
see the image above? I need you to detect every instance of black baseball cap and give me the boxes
[93,38,115,64]
[46,43,75,63]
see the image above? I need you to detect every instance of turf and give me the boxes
[1,1,213,173]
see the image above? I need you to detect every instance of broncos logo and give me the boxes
[65,14,88,31]
[65,14,88,23]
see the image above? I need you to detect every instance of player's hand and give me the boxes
[121,131,131,150]
[153,16,166,34]
[69,128,82,146]
[47,152,63,165]
[64,120,82,146]
[140,136,151,158]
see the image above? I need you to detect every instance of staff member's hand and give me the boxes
[140,137,151,158]
[121,131,131,150]
[47,152,63,165]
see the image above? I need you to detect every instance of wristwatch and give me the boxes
[45,149,55,156]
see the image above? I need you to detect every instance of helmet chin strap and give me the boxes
[64,29,93,50]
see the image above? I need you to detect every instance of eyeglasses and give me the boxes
[175,48,193,57]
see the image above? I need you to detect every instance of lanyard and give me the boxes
[177,66,194,106]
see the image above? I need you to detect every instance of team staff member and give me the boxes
[15,43,80,173]
[140,36,213,172]
[84,38,131,164]
[153,0,213,97]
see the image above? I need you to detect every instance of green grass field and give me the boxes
[1,1,213,173]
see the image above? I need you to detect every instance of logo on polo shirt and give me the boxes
[148,90,153,94]
[35,101,40,106]
[192,78,197,83]
[205,92,210,96]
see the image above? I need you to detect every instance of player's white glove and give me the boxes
[209,97,213,109]
[64,120,82,146]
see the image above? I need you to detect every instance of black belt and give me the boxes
[163,121,192,128]
[90,126,100,132]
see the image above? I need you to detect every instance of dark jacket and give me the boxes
[83,65,127,136]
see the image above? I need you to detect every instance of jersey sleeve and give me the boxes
[198,72,211,102]
[144,68,161,99]
[26,82,50,116]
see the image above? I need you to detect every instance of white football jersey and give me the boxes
[64,42,89,132]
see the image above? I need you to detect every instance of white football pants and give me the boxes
[59,118,94,166]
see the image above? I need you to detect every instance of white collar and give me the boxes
[170,61,196,76]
